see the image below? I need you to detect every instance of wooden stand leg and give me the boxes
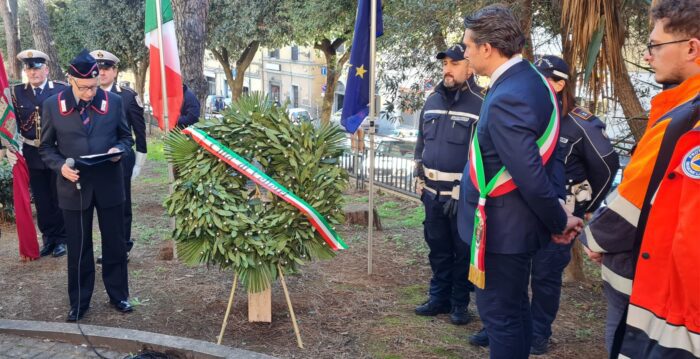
[217,273,238,345]
[278,265,304,349]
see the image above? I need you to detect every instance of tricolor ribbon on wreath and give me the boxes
[182,127,348,251]
[467,62,560,289]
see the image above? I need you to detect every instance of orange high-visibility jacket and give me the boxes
[619,78,700,358]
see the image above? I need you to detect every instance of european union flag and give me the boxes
[340,0,383,134]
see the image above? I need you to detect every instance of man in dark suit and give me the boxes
[39,49,134,321]
[10,49,68,258]
[90,50,148,263]
[456,5,582,358]
[177,84,200,128]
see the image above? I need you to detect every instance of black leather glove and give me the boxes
[442,185,460,217]
[413,161,425,180]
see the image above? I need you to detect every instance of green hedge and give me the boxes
[0,162,15,221]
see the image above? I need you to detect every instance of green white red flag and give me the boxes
[182,127,348,251]
[145,0,183,130]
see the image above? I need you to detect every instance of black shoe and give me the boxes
[66,307,88,322]
[39,244,55,257]
[449,305,472,325]
[111,300,133,313]
[530,337,549,355]
[52,244,67,257]
[469,328,489,347]
[414,300,450,316]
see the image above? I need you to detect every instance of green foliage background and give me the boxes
[164,94,348,292]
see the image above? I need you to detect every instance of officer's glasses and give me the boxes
[646,39,689,56]
[71,79,98,93]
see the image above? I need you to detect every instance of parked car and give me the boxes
[363,138,417,183]
[287,108,315,126]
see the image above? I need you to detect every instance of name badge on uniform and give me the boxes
[559,137,569,144]
[451,116,471,123]
[100,100,107,112]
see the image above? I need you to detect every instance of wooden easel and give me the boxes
[216,265,304,348]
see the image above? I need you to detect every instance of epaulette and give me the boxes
[118,85,137,95]
[570,106,593,121]
[52,80,69,87]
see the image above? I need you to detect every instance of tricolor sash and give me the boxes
[182,127,348,251]
[467,62,560,289]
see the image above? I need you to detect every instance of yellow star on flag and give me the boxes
[355,65,367,79]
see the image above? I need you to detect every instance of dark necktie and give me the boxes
[34,87,42,97]
[78,100,91,129]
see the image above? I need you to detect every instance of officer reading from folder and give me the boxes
[39,49,134,321]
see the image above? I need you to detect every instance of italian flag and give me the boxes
[145,0,183,131]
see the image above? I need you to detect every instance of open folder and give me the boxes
[76,150,124,167]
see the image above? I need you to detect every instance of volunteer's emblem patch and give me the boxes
[682,146,700,179]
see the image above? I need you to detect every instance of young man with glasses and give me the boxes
[39,49,134,321]
[581,0,700,356]
[8,49,68,259]
[90,50,148,264]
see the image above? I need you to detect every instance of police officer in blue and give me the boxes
[90,50,147,264]
[459,6,582,358]
[11,49,68,258]
[530,55,620,354]
[413,43,484,325]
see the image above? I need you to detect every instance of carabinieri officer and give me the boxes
[39,49,134,321]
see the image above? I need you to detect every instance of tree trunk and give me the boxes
[1,0,21,80]
[25,0,62,81]
[171,0,208,116]
[315,38,350,125]
[612,68,647,141]
[233,41,259,101]
[563,240,587,283]
[211,47,233,99]
[518,0,534,61]
[134,58,149,101]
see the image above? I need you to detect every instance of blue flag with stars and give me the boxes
[340,0,383,134]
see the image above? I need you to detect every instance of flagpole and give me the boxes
[367,0,377,275]
[155,0,177,257]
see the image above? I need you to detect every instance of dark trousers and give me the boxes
[530,240,573,341]
[422,193,472,306]
[121,151,135,252]
[63,200,129,311]
[476,251,535,359]
[28,168,66,246]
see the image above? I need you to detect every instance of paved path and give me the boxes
[0,333,127,359]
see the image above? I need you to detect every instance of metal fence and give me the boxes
[339,137,420,198]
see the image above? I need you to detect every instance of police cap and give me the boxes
[67,49,98,79]
[89,50,120,68]
[534,55,570,81]
[436,43,466,61]
[17,49,49,69]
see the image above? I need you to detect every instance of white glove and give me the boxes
[6,150,18,167]
[131,151,147,180]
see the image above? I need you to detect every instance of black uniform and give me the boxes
[39,87,134,313]
[110,83,147,252]
[177,84,200,128]
[414,76,484,310]
[530,106,619,345]
[12,80,67,251]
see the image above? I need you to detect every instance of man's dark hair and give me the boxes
[463,4,525,58]
[651,0,700,39]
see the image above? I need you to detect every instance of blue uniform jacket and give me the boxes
[12,81,67,169]
[414,76,484,195]
[177,84,200,128]
[457,60,567,254]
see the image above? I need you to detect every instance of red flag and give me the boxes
[0,52,39,261]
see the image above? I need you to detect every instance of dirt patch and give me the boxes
[0,138,607,358]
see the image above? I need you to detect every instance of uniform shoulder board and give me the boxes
[52,80,69,88]
[570,107,593,121]
[119,86,144,108]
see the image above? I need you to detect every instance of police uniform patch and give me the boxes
[559,137,569,144]
[570,107,593,120]
[682,146,700,179]
[135,94,143,108]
